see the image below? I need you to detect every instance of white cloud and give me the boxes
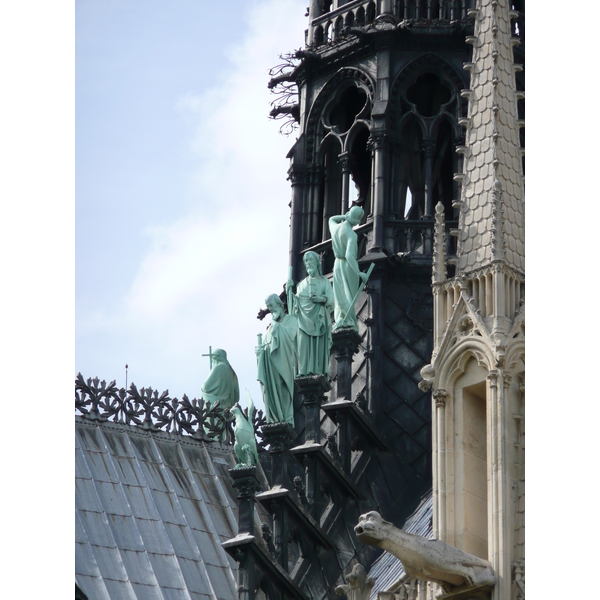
[78,0,307,408]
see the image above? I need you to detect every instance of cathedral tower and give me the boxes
[272,0,487,526]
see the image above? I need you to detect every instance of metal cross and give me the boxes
[202,346,216,369]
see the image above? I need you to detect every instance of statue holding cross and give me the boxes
[200,348,240,410]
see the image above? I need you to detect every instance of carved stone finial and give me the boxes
[335,563,375,600]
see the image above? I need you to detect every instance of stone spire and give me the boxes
[455,0,524,276]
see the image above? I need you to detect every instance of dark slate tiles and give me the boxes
[76,420,240,600]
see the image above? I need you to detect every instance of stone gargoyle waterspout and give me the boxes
[354,511,495,594]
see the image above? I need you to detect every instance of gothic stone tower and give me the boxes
[275,0,486,529]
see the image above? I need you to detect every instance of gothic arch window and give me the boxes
[389,59,464,222]
[304,69,375,245]
[366,2,376,23]
[334,16,344,40]
[356,6,366,25]
[391,117,425,220]
[431,118,456,219]
[314,25,324,46]
[344,10,354,28]
[318,136,343,241]
[347,125,372,216]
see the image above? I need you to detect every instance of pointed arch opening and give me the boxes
[318,136,343,241]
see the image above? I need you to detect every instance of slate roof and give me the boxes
[368,489,433,598]
[75,416,244,600]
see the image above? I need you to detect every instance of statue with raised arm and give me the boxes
[200,348,239,409]
[286,251,334,377]
[256,294,297,425]
[329,206,369,332]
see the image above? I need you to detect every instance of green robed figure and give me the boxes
[256,294,297,425]
[329,206,369,332]
[286,251,334,377]
[200,348,240,409]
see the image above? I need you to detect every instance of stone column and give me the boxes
[331,328,362,403]
[310,165,324,243]
[332,328,363,473]
[368,132,387,253]
[307,0,322,45]
[262,422,296,487]
[488,370,511,600]
[423,138,435,219]
[295,375,331,444]
[229,466,260,600]
[288,164,307,278]
[230,466,259,536]
[339,151,351,215]
[295,375,330,520]
[433,388,448,542]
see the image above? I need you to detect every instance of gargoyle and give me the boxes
[354,512,495,594]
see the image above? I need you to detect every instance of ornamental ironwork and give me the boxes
[75,373,267,447]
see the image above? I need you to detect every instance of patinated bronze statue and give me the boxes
[200,348,239,409]
[286,251,333,377]
[256,294,297,425]
[329,206,369,331]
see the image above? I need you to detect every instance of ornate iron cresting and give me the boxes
[268,51,302,136]
[75,373,267,446]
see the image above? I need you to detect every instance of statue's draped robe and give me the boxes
[201,362,239,409]
[257,314,297,425]
[330,219,361,331]
[292,276,333,376]
[232,411,258,467]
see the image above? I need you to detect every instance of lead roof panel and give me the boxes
[76,418,240,600]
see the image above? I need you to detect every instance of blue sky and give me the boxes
[76,0,307,407]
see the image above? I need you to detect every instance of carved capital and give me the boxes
[287,164,308,185]
[339,151,351,172]
[433,389,448,407]
[367,132,386,152]
[422,138,436,158]
[487,371,499,389]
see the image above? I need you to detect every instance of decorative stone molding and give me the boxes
[433,389,448,408]
[512,559,525,600]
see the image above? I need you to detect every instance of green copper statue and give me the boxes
[231,392,259,468]
[256,294,297,425]
[286,251,334,376]
[200,348,240,409]
[329,206,369,331]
